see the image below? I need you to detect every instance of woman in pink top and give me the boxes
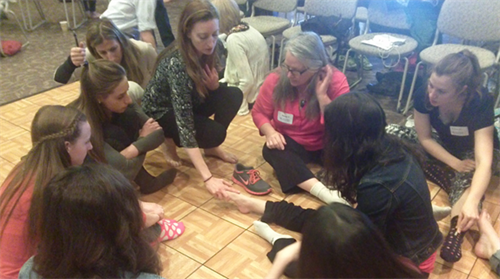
[252,32,350,203]
[0,106,92,278]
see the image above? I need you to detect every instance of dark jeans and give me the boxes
[155,0,175,48]
[158,86,242,148]
[262,135,322,193]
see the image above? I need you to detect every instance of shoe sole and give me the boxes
[232,176,271,196]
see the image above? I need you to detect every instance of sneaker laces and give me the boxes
[247,169,261,184]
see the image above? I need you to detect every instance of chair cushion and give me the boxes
[419,44,496,69]
[282,26,337,46]
[348,33,418,57]
[242,16,291,37]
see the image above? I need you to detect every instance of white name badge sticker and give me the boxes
[277,111,293,125]
[450,126,469,136]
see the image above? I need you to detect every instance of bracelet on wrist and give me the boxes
[204,175,213,183]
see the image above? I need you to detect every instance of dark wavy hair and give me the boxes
[323,93,424,204]
[299,203,425,278]
[32,164,162,278]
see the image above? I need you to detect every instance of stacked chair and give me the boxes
[241,0,297,69]
[278,0,358,67]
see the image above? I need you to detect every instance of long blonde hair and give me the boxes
[0,106,87,246]
[178,0,220,97]
[86,19,145,87]
[69,60,126,162]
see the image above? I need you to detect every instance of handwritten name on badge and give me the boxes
[450,126,469,136]
[277,111,293,125]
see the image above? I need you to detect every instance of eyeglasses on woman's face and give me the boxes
[281,63,310,77]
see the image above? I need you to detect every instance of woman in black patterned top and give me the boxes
[142,0,243,199]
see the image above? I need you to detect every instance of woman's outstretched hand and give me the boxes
[205,177,240,200]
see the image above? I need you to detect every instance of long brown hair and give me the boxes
[69,60,126,162]
[0,106,87,247]
[33,164,162,277]
[178,0,219,97]
[86,18,145,87]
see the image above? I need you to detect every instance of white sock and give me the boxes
[253,221,292,245]
[432,204,452,221]
[310,182,350,206]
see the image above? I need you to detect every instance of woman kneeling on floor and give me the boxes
[230,93,442,276]
[142,0,243,200]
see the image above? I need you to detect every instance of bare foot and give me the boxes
[161,139,182,167]
[227,192,252,214]
[140,201,164,217]
[204,147,238,164]
[474,211,500,259]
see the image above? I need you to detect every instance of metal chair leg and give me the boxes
[6,10,30,47]
[402,60,424,115]
[396,56,409,113]
[17,0,46,31]
[62,0,87,30]
[278,37,285,68]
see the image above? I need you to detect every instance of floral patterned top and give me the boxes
[142,49,205,148]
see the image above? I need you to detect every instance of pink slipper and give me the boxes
[157,219,185,241]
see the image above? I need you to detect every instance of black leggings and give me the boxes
[262,135,323,193]
[158,86,242,149]
[263,200,316,278]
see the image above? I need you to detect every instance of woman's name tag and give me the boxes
[450,126,469,136]
[277,111,293,124]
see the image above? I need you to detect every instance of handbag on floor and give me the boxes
[1,40,22,57]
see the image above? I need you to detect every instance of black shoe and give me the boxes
[440,216,465,263]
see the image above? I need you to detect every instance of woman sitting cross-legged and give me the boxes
[230,93,442,276]
[142,0,243,200]
[18,164,165,279]
[386,50,500,263]
[251,31,349,203]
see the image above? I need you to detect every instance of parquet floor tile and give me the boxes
[165,208,245,263]
[157,245,201,279]
[1,82,499,278]
[205,231,274,279]
[187,266,227,279]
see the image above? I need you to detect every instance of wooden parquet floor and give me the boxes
[1,82,499,279]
